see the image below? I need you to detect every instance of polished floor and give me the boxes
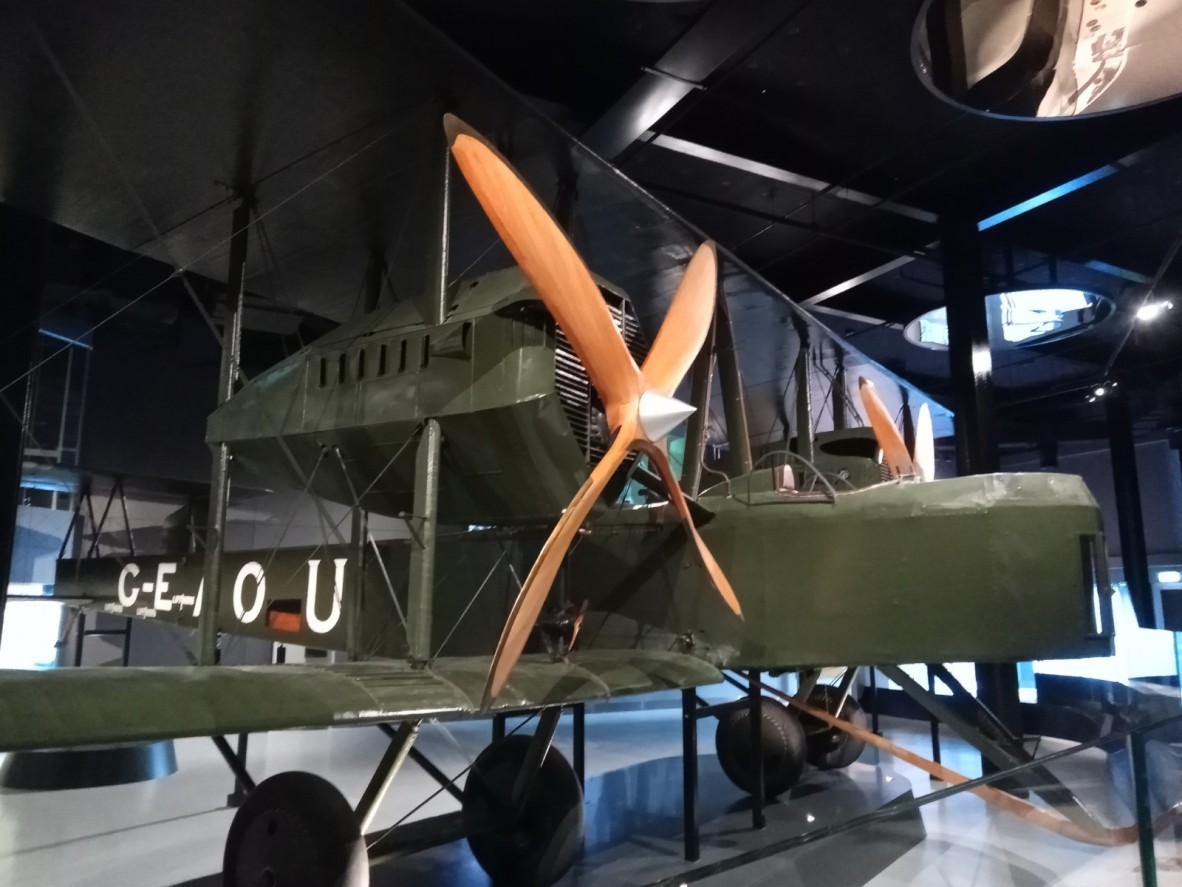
[0,709,1178,886]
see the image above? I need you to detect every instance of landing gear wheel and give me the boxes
[801,686,868,770]
[715,697,806,798]
[464,734,584,887]
[223,771,368,887]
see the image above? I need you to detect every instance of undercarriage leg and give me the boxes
[212,734,255,797]
[356,721,419,833]
[511,707,561,808]
[226,734,250,806]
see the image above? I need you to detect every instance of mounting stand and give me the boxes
[680,668,768,861]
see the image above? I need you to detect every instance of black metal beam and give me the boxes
[581,0,798,160]
[748,670,765,830]
[941,215,1023,770]
[366,810,469,862]
[0,205,44,646]
[942,215,998,476]
[406,746,465,804]
[1107,386,1154,627]
[572,703,585,788]
[681,688,700,862]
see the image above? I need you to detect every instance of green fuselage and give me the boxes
[62,269,1112,672]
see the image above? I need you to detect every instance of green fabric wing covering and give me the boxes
[0,651,722,751]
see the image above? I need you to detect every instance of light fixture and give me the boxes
[1158,570,1182,584]
[905,288,1111,351]
[1086,380,1117,403]
[1136,300,1173,323]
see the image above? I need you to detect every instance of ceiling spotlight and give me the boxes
[1136,300,1173,322]
[1094,386,1106,397]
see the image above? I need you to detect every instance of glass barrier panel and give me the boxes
[652,716,1182,887]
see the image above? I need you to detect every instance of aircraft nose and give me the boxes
[637,389,695,443]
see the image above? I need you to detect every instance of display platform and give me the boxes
[173,752,923,887]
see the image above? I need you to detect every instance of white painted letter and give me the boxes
[305,558,345,635]
[117,563,141,607]
[233,562,266,624]
[153,562,177,612]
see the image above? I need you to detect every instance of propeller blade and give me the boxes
[637,442,743,618]
[445,115,640,426]
[858,377,915,478]
[641,242,718,397]
[483,421,638,706]
[913,402,935,482]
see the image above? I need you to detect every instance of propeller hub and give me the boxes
[637,390,696,443]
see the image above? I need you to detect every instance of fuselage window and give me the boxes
[357,349,367,380]
[421,335,431,368]
[398,339,408,373]
[318,357,328,388]
[379,344,388,376]
[337,353,347,384]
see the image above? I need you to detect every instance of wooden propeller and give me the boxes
[857,378,935,481]
[445,114,742,707]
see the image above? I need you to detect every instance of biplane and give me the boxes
[0,113,1115,886]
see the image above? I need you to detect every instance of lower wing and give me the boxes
[0,650,722,751]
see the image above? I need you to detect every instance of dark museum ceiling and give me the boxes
[2,0,1182,472]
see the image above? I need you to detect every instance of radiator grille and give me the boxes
[553,290,649,465]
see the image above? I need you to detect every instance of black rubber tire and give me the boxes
[801,687,868,770]
[464,735,585,887]
[714,697,807,798]
[223,770,368,887]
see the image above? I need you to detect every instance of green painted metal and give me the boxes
[793,320,813,466]
[30,265,1119,754]
[0,651,722,751]
[714,291,752,477]
[408,419,441,662]
[54,544,409,658]
[568,472,1112,669]
[198,199,251,666]
[206,269,589,525]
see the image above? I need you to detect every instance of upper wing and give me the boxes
[0,650,721,751]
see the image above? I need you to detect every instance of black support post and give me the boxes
[226,733,250,806]
[572,703,585,787]
[748,669,766,829]
[927,665,942,768]
[212,735,256,795]
[681,688,700,862]
[73,611,86,667]
[1131,731,1159,887]
[0,205,45,646]
[941,215,1023,772]
[942,216,998,475]
[867,667,881,735]
[1107,387,1154,627]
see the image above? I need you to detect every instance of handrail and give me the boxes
[745,448,839,503]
